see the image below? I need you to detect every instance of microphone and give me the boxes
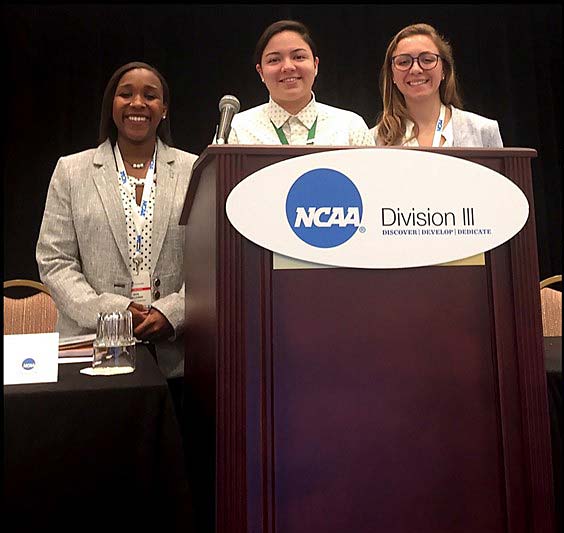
[215,95,240,144]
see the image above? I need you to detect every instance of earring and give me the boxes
[162,115,166,119]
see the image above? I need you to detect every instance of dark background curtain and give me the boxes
[2,4,561,283]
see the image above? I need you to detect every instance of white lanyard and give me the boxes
[113,143,157,272]
[431,103,447,147]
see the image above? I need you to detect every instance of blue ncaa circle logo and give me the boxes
[286,168,363,248]
[22,358,36,370]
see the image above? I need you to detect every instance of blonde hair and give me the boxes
[375,23,463,146]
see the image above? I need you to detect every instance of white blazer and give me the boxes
[451,106,503,147]
[371,105,503,147]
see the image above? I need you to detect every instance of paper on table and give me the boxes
[58,356,93,364]
[59,333,96,348]
[59,334,94,359]
[58,346,94,358]
[80,366,135,376]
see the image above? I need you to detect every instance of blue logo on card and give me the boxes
[22,358,36,370]
[285,168,363,248]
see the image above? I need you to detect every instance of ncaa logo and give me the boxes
[285,168,363,248]
[22,358,36,370]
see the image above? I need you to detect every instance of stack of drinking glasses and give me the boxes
[90,310,136,374]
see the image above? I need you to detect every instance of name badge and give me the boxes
[131,271,152,306]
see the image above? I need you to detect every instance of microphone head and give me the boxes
[219,94,240,113]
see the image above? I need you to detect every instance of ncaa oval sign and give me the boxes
[225,149,529,268]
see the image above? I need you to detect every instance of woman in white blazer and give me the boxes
[228,19,374,146]
[371,23,503,148]
[36,61,197,409]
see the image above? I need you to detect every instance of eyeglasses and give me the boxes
[391,52,442,71]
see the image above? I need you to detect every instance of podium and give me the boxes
[180,146,554,533]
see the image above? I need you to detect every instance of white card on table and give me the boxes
[3,332,59,385]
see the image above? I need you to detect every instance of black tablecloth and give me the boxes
[545,337,562,533]
[4,347,192,532]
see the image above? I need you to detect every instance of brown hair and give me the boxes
[98,61,173,146]
[253,19,318,66]
[375,23,463,146]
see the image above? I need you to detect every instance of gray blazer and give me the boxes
[36,138,198,378]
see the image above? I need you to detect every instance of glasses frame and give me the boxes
[391,52,443,72]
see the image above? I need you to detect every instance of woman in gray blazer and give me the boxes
[36,62,197,408]
[371,23,503,148]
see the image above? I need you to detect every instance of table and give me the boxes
[545,336,562,533]
[544,335,562,372]
[4,346,192,532]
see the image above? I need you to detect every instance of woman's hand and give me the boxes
[128,301,150,328]
[133,307,174,342]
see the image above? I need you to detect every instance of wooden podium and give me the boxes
[180,146,554,533]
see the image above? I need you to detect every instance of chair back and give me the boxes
[3,279,58,335]
[540,275,562,337]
